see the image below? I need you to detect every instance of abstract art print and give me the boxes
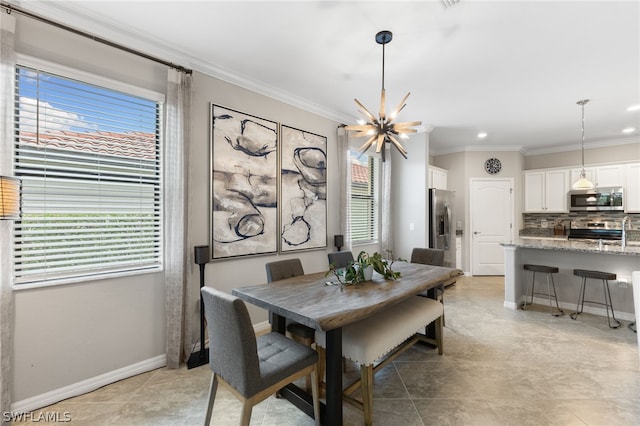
[279,125,327,252]
[210,104,278,259]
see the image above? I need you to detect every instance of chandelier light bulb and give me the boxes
[344,30,421,161]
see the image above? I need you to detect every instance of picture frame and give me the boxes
[210,104,279,260]
[279,125,327,252]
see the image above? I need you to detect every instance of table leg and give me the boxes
[272,313,286,334]
[325,327,343,426]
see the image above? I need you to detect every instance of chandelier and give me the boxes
[345,30,421,161]
[572,99,595,190]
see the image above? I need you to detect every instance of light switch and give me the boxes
[409,223,415,231]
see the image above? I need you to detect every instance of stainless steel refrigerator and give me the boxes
[428,189,456,268]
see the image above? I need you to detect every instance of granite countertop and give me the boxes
[502,238,640,256]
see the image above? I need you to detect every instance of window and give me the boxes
[13,64,163,285]
[350,152,379,244]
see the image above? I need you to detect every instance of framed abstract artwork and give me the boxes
[210,104,278,259]
[279,125,327,252]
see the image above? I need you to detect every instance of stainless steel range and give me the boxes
[568,220,623,241]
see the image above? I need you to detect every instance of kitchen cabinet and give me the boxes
[429,166,447,190]
[569,165,624,188]
[524,169,569,212]
[626,162,640,212]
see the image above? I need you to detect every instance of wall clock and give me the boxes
[484,157,502,175]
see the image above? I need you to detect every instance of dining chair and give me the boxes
[327,250,354,269]
[201,286,320,426]
[410,247,445,266]
[265,259,316,390]
[265,258,315,345]
[411,247,447,326]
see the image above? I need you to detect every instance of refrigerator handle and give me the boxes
[443,204,450,250]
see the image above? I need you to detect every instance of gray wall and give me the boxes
[391,132,430,261]
[433,150,525,273]
[9,14,344,405]
[186,71,342,339]
[12,15,168,403]
[524,140,640,170]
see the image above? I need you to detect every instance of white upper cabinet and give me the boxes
[524,169,569,212]
[569,165,624,188]
[429,166,448,190]
[626,163,640,212]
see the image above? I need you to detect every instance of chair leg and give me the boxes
[291,335,314,392]
[602,279,621,329]
[316,346,325,389]
[435,316,444,355]
[361,364,374,426]
[547,273,563,316]
[522,271,535,309]
[204,374,218,425]
[310,366,321,426]
[571,277,586,320]
[240,401,252,426]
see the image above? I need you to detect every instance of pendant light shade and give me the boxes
[572,99,595,190]
[345,30,421,161]
[0,176,21,220]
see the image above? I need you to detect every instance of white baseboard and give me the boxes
[11,354,167,413]
[253,320,271,335]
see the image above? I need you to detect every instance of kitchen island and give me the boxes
[502,238,640,320]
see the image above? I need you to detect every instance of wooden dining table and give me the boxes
[232,261,462,426]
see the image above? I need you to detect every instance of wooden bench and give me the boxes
[315,295,444,426]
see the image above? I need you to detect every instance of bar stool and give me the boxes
[570,269,621,329]
[522,264,563,316]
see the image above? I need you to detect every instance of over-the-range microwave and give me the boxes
[568,187,624,212]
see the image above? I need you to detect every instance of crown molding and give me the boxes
[523,135,640,156]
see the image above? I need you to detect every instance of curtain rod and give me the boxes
[1,2,193,75]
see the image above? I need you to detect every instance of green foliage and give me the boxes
[325,250,405,286]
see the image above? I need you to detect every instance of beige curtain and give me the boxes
[337,126,352,251]
[164,68,191,368]
[0,11,16,424]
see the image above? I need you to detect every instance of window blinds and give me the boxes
[13,66,162,285]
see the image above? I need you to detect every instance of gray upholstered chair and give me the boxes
[265,259,316,391]
[265,259,315,345]
[327,250,354,269]
[410,247,445,266]
[411,247,447,325]
[201,286,320,426]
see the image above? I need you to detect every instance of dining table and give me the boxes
[232,261,462,425]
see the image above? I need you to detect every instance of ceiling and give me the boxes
[8,0,640,156]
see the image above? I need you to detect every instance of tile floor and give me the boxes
[21,276,640,425]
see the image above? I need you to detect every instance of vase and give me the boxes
[363,265,374,281]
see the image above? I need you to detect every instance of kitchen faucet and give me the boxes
[621,215,630,249]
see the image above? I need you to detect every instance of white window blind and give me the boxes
[13,65,162,285]
[350,152,379,243]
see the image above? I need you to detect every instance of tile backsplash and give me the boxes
[521,212,640,240]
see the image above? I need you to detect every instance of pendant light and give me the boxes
[345,30,421,161]
[572,99,595,190]
[0,176,21,220]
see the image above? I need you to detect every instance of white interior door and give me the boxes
[470,178,514,275]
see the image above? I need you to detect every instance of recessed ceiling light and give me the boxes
[622,127,636,134]
[477,132,488,139]
[628,104,640,112]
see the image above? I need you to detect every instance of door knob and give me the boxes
[473,231,480,235]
